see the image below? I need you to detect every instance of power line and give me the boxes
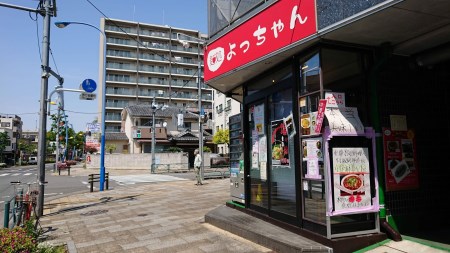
[29,2,42,62]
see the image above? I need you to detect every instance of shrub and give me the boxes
[166,147,183,152]
[0,226,37,253]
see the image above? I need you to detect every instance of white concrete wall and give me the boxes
[85,152,215,171]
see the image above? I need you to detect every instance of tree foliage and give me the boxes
[212,129,229,145]
[106,144,116,154]
[18,139,37,155]
[0,132,10,162]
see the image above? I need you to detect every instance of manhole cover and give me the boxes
[81,209,109,216]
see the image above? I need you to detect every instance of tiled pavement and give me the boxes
[39,166,450,253]
[40,177,273,253]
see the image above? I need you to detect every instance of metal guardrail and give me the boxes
[88,172,109,192]
[203,166,230,179]
[3,190,20,229]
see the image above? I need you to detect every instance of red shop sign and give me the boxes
[204,0,317,82]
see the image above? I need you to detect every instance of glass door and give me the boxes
[268,88,296,217]
[248,101,269,210]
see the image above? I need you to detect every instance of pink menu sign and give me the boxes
[314,99,327,134]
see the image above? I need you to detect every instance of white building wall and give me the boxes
[213,91,241,155]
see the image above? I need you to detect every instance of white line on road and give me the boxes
[11,173,20,176]
[23,173,32,176]
[0,173,8,177]
[44,193,63,196]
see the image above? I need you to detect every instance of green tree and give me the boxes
[106,144,116,154]
[0,132,10,163]
[212,129,230,145]
[18,139,37,155]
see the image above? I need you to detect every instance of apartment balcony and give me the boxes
[171,81,198,88]
[106,62,137,72]
[138,78,169,86]
[106,50,137,59]
[139,53,168,63]
[138,92,168,98]
[170,45,202,55]
[106,38,137,48]
[105,115,122,121]
[139,29,170,39]
[172,68,196,76]
[172,57,200,65]
[106,101,129,109]
[139,42,170,52]
[138,65,170,74]
[171,93,198,100]
[106,76,137,84]
[106,88,136,97]
[105,25,137,35]
[201,94,213,101]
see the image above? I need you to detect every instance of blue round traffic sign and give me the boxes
[81,79,97,93]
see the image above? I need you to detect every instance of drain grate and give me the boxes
[137,213,148,217]
[81,209,109,216]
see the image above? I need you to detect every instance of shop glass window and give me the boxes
[300,53,320,95]
[298,52,327,225]
[269,88,296,217]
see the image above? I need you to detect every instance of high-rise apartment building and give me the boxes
[99,18,213,133]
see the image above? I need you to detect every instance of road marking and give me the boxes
[23,173,32,176]
[0,173,8,177]
[44,193,63,196]
[11,173,20,176]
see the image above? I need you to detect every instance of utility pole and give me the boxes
[2,0,58,216]
[37,0,53,217]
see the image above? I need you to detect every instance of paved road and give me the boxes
[0,164,122,214]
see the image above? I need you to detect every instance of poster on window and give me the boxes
[271,119,289,166]
[325,107,365,135]
[254,104,265,135]
[251,130,259,169]
[332,147,373,215]
[302,137,323,179]
[383,128,419,191]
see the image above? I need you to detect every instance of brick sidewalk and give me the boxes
[40,178,273,253]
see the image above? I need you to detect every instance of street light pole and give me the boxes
[151,97,156,173]
[197,61,204,180]
[54,21,107,191]
[176,33,205,180]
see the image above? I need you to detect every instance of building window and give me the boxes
[1,122,11,127]
[183,122,191,129]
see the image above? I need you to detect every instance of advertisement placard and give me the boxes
[383,128,419,191]
[332,148,372,213]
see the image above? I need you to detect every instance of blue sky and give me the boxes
[0,0,207,132]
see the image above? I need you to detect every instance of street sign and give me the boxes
[80,92,96,100]
[81,79,97,93]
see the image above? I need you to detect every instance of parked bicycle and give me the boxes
[10,180,40,228]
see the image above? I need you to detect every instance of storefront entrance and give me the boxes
[246,66,298,223]
[243,45,381,239]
